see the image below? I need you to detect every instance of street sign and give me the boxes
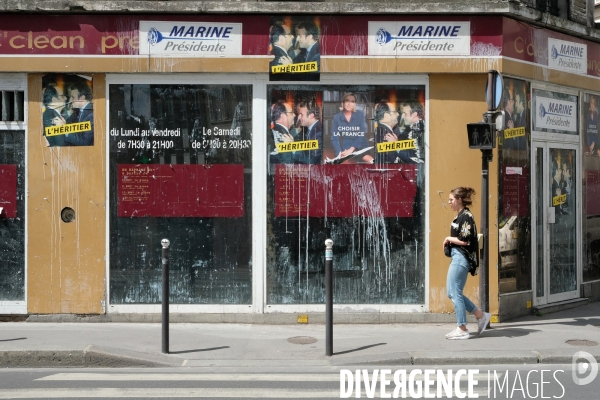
[467,122,496,149]
[485,70,503,112]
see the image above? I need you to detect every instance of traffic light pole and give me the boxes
[467,70,501,326]
[480,149,492,317]
[479,112,494,321]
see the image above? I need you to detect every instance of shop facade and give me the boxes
[0,11,599,321]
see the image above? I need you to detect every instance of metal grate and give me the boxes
[0,91,25,122]
[565,339,598,347]
[287,336,318,345]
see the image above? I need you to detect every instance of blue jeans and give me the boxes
[447,247,477,326]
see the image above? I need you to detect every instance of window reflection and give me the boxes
[267,85,426,304]
[108,84,253,304]
[498,78,532,293]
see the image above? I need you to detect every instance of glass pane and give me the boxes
[583,93,600,282]
[108,84,253,304]
[498,78,531,294]
[267,85,426,304]
[0,130,25,301]
[549,148,577,294]
[535,147,544,298]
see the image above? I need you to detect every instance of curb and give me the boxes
[24,313,475,325]
[0,346,179,368]
[327,349,600,366]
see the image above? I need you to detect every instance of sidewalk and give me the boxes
[1,302,599,368]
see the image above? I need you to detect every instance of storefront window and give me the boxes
[0,129,25,301]
[498,78,532,294]
[108,83,253,304]
[583,93,600,283]
[267,85,426,304]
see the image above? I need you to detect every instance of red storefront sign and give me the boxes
[117,164,244,217]
[274,164,418,218]
[503,17,600,77]
[2,14,599,77]
[0,164,17,218]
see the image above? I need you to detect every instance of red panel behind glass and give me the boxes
[118,164,244,217]
[275,164,417,218]
[0,164,17,218]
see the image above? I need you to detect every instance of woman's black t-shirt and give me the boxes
[450,207,479,269]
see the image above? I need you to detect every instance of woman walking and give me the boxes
[443,187,491,340]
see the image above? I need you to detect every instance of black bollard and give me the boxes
[325,239,333,356]
[161,238,170,354]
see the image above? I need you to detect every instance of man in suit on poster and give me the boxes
[503,88,515,130]
[64,80,94,146]
[295,99,322,164]
[269,23,294,69]
[374,99,402,164]
[586,96,599,156]
[551,159,565,215]
[269,100,297,164]
[42,85,67,147]
[399,100,425,164]
[294,21,320,69]
[514,90,526,128]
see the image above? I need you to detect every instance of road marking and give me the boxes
[37,373,340,381]
[0,388,340,398]
[0,386,490,399]
[37,372,492,382]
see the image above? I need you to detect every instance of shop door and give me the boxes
[532,141,580,305]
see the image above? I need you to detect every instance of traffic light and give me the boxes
[466,122,496,149]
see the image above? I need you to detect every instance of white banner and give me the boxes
[535,96,577,132]
[548,38,587,75]
[368,21,470,56]
[139,21,242,56]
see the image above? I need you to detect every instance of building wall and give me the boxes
[26,74,106,314]
[428,73,500,314]
[0,11,597,316]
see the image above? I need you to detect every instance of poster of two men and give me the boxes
[42,73,94,147]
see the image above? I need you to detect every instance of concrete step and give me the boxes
[532,297,589,316]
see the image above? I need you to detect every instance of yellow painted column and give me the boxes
[27,74,106,314]
[428,73,499,315]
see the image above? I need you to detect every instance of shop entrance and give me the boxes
[531,141,580,306]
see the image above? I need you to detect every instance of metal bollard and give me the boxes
[325,239,333,356]
[161,238,170,354]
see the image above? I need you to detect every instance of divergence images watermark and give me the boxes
[340,351,598,398]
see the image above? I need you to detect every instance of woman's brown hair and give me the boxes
[450,187,476,206]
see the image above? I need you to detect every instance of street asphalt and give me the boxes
[1,302,598,368]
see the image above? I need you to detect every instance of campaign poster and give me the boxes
[268,87,426,166]
[269,90,323,165]
[584,93,600,157]
[268,16,320,82]
[42,74,94,147]
[268,85,425,218]
[550,149,574,216]
[500,78,529,151]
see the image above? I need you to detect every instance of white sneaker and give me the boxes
[445,327,461,338]
[446,327,470,340]
[477,312,491,335]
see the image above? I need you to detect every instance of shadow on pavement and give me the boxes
[0,337,27,342]
[469,328,540,339]
[503,317,600,329]
[334,343,386,356]
[169,346,230,354]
